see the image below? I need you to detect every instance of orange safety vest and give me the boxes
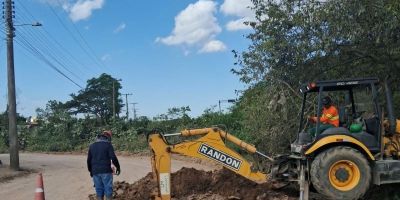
[313,105,339,127]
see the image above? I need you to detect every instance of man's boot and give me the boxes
[96,196,104,200]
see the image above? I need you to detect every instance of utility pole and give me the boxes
[122,93,132,120]
[218,99,236,114]
[112,79,122,120]
[5,0,19,170]
[130,103,138,120]
[113,81,115,118]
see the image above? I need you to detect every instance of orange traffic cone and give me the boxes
[34,173,45,200]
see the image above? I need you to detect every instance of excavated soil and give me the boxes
[89,167,298,200]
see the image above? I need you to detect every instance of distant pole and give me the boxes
[130,103,138,120]
[5,0,19,170]
[112,79,122,120]
[218,100,221,114]
[112,81,115,119]
[122,93,132,120]
[218,99,236,114]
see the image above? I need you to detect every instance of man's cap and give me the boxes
[322,96,332,106]
[103,130,112,138]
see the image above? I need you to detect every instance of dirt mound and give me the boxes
[90,167,297,200]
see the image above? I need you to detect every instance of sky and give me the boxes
[0,0,255,119]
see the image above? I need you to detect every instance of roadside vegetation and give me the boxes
[0,1,399,160]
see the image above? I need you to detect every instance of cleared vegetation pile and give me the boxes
[89,167,297,200]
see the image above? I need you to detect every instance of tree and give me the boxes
[65,73,123,124]
[230,0,400,155]
[233,0,400,85]
[151,106,193,133]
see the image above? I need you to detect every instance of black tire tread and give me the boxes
[310,146,371,200]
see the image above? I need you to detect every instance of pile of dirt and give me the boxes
[90,167,297,200]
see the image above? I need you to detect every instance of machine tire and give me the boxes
[310,146,371,200]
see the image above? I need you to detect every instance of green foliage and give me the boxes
[65,73,123,124]
[234,0,400,84]
[151,106,194,133]
[233,82,300,155]
[0,111,28,153]
[24,101,91,152]
[20,100,242,153]
[0,135,7,153]
[6,2,400,173]
[111,129,148,153]
[229,0,400,156]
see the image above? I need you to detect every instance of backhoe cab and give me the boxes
[291,77,400,199]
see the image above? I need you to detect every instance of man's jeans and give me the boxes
[93,173,113,198]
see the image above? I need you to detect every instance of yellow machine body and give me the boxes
[304,135,375,160]
[397,119,400,133]
[148,128,268,200]
[382,119,400,157]
[304,119,400,160]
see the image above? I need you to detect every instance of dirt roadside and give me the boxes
[0,153,215,200]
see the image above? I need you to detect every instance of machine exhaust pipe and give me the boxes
[384,79,397,135]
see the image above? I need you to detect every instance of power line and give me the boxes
[14,20,84,80]
[122,93,133,120]
[61,5,108,70]
[14,33,83,88]
[14,3,86,82]
[16,40,83,88]
[16,29,85,83]
[15,1,99,75]
[15,37,83,88]
[14,2,94,79]
[130,103,138,120]
[45,3,107,70]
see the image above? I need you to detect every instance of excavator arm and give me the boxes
[148,127,272,200]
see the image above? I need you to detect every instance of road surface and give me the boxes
[0,153,215,200]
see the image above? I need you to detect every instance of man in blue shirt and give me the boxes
[87,130,121,200]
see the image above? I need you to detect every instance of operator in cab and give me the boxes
[308,96,339,136]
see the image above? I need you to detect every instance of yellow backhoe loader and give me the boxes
[148,77,400,200]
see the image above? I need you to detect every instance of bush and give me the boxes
[0,136,7,153]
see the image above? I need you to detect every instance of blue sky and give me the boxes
[0,0,255,118]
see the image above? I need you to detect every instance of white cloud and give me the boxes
[113,22,126,33]
[199,40,227,53]
[220,0,255,31]
[220,0,253,17]
[63,0,105,22]
[156,0,226,53]
[226,17,253,31]
[101,54,111,61]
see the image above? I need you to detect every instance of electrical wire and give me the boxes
[15,2,95,78]
[45,2,107,70]
[57,0,108,70]
[12,30,83,88]
[16,29,85,83]
[14,14,84,81]
[15,1,100,75]
[1,1,109,89]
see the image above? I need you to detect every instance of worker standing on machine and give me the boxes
[87,130,121,200]
[308,96,339,136]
